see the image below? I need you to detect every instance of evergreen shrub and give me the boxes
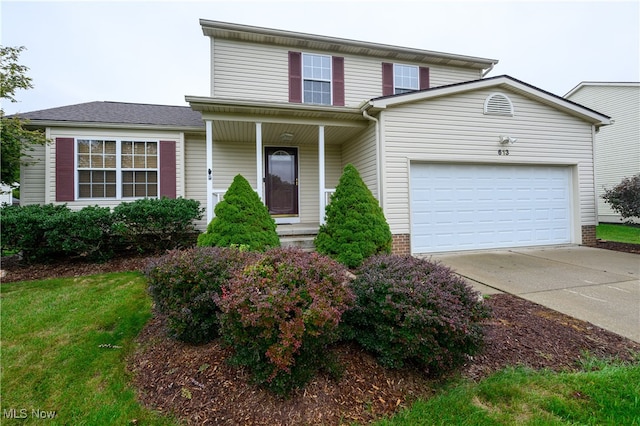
[112,197,203,253]
[315,164,392,268]
[197,174,279,251]
[344,254,490,373]
[145,246,255,343]
[218,248,354,395]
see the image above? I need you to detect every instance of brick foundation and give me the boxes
[581,225,597,247]
[392,234,411,255]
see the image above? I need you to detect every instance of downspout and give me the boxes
[481,62,496,78]
[362,106,382,205]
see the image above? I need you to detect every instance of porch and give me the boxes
[186,96,375,227]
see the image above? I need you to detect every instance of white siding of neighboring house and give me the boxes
[212,38,485,107]
[566,84,640,223]
[342,122,378,198]
[20,143,46,205]
[184,135,208,230]
[381,88,595,241]
[41,128,185,210]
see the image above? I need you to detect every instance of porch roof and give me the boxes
[186,96,369,145]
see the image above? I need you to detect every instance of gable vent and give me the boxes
[484,93,514,116]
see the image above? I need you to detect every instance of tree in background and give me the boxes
[315,163,392,268]
[1,45,49,187]
[602,174,640,224]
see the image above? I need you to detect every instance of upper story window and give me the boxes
[382,63,429,96]
[77,139,158,199]
[288,51,344,106]
[393,64,419,94]
[302,53,332,105]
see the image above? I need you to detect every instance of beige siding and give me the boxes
[382,88,595,240]
[184,135,207,230]
[566,85,640,222]
[213,38,487,107]
[19,143,46,205]
[325,143,342,189]
[342,123,378,197]
[43,128,185,210]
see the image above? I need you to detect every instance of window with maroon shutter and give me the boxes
[419,67,430,90]
[159,140,176,198]
[289,51,302,103]
[55,137,75,201]
[332,56,345,106]
[382,62,394,96]
[63,137,175,201]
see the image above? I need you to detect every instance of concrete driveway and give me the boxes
[426,246,640,343]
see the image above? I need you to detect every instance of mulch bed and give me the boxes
[2,240,639,425]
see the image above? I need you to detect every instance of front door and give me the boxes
[265,147,299,217]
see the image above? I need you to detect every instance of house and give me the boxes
[565,82,640,223]
[18,20,611,255]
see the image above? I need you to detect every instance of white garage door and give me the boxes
[410,163,572,253]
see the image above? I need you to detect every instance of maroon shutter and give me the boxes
[419,67,430,90]
[332,56,345,106]
[159,140,176,199]
[382,62,394,96]
[56,137,75,201]
[288,51,302,103]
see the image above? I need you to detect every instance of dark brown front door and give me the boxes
[265,147,298,216]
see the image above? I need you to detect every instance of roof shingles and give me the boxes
[15,101,204,128]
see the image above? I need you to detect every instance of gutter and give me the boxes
[362,107,382,205]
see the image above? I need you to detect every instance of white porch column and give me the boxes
[206,119,214,224]
[256,122,263,200]
[318,125,326,225]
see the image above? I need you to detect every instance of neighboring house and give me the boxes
[0,184,13,206]
[19,20,611,255]
[565,82,640,223]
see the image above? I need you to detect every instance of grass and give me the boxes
[2,271,639,425]
[596,223,640,244]
[0,272,178,425]
[377,363,640,425]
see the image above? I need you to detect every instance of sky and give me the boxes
[1,0,639,115]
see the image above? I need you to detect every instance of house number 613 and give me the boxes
[498,149,509,156]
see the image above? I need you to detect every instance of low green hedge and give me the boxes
[0,198,203,262]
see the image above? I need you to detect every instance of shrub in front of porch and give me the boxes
[315,164,392,268]
[197,174,280,251]
[217,248,354,395]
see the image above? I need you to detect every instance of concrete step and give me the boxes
[280,235,316,251]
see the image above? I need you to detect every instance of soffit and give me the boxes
[200,19,497,70]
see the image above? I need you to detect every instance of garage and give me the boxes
[410,163,572,253]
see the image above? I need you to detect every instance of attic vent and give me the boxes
[484,93,514,116]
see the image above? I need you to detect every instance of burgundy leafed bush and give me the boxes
[343,254,490,374]
[217,248,354,395]
[145,246,256,343]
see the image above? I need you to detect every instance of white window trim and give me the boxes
[302,52,333,105]
[74,137,160,201]
[393,63,419,94]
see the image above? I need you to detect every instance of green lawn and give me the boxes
[596,223,640,244]
[2,272,638,425]
[376,363,640,425]
[0,272,177,425]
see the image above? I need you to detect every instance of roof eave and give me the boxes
[23,120,205,132]
[199,19,498,70]
[365,76,612,127]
